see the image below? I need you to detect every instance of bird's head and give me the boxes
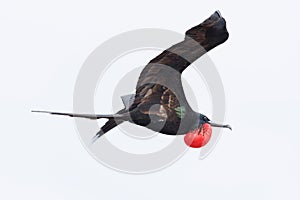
[198,113,232,130]
[185,10,229,51]
[184,113,231,148]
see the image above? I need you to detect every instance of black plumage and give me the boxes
[33,11,232,143]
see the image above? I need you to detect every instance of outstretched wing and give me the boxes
[135,41,197,89]
[129,39,197,121]
[129,31,203,118]
[131,11,229,118]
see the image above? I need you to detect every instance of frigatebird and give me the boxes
[33,11,231,145]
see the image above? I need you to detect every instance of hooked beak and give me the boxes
[208,122,232,130]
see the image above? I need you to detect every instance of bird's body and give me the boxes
[33,11,231,145]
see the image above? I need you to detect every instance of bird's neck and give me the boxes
[180,112,201,133]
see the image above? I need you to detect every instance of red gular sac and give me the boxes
[184,123,212,148]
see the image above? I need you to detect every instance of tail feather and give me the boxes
[32,110,125,120]
[90,119,124,144]
[33,108,128,144]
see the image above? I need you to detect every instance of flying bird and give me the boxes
[33,11,231,147]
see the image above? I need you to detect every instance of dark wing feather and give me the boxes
[128,32,207,132]
[129,68,192,123]
[129,80,195,135]
[130,39,202,118]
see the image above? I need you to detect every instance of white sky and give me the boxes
[0,0,300,200]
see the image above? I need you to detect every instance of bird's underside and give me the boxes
[33,11,230,142]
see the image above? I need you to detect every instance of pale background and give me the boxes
[1,0,300,199]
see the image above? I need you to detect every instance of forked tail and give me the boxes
[90,119,124,144]
[32,110,127,120]
[32,109,128,144]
